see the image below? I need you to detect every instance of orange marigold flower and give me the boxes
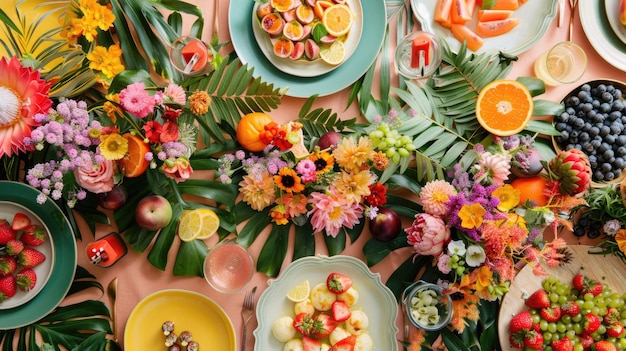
[372,151,388,171]
[270,204,289,225]
[189,90,211,115]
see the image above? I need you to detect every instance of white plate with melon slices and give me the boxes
[411,0,557,56]
[251,0,363,77]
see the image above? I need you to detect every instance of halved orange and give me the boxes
[476,79,533,137]
[321,4,353,37]
[120,133,150,178]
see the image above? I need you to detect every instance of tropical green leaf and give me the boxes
[173,239,209,276]
[257,224,290,277]
[363,233,410,266]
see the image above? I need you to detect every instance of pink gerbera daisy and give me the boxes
[0,57,51,157]
[118,82,155,118]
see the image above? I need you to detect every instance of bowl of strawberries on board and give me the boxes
[0,203,54,309]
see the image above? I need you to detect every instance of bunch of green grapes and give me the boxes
[368,123,415,163]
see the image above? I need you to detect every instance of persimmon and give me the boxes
[510,176,550,207]
[236,112,274,152]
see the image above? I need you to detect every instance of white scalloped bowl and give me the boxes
[253,255,399,351]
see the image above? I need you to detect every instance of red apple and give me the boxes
[135,195,173,231]
[368,208,401,242]
[97,185,128,210]
[317,131,342,150]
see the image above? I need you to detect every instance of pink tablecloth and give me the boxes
[64,1,626,350]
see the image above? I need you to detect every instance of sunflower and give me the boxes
[273,167,304,193]
[0,57,52,158]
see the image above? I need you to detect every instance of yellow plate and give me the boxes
[498,245,626,351]
[125,289,236,351]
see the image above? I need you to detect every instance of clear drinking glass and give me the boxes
[394,31,443,80]
[534,41,587,86]
[203,239,254,294]
[169,36,213,76]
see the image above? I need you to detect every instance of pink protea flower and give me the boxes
[405,213,451,256]
[419,179,457,216]
[118,82,155,118]
[0,56,51,157]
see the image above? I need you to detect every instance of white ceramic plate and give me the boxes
[579,0,626,72]
[0,201,54,310]
[253,255,399,351]
[411,0,557,56]
[251,0,363,77]
[605,0,626,45]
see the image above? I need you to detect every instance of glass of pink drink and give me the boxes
[203,240,254,294]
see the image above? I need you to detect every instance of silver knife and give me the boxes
[558,0,565,27]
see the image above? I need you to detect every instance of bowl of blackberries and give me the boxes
[553,79,626,186]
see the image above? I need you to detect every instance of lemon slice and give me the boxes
[178,210,203,242]
[321,4,353,37]
[195,208,220,240]
[286,280,310,302]
[320,41,345,66]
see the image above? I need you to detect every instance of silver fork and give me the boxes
[241,286,257,351]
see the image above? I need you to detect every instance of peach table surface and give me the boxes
[61,1,626,350]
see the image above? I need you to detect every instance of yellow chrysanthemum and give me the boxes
[492,184,521,212]
[87,45,124,79]
[333,136,374,173]
[458,203,485,229]
[332,169,374,205]
[99,133,128,160]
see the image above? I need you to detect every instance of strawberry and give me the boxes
[523,330,544,349]
[583,313,601,334]
[0,225,16,245]
[508,333,525,349]
[525,289,551,309]
[293,312,314,336]
[331,300,351,322]
[16,268,36,292]
[326,273,352,294]
[509,310,533,334]
[594,340,618,351]
[4,239,24,256]
[572,274,586,291]
[572,274,603,296]
[19,225,46,246]
[0,275,16,301]
[18,247,45,268]
[551,337,573,351]
[11,212,31,231]
[302,335,322,351]
[604,307,621,325]
[606,323,625,338]
[578,333,594,350]
[582,281,603,297]
[329,335,356,351]
[540,306,562,323]
[0,255,17,277]
[311,314,338,339]
[560,301,580,316]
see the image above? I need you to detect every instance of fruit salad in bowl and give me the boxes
[0,204,54,309]
[252,0,363,77]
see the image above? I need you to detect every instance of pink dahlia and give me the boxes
[419,180,456,216]
[118,82,155,118]
[0,57,51,157]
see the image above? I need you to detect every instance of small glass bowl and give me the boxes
[203,240,254,294]
[402,280,453,331]
[394,31,443,80]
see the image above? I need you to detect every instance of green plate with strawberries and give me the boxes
[0,181,76,330]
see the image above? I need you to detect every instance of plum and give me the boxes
[96,185,128,210]
[317,131,342,150]
[368,208,401,242]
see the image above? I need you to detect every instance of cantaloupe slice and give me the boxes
[491,0,519,11]
[451,0,472,24]
[450,24,484,51]
[434,0,453,22]
[476,18,521,37]
[477,9,513,21]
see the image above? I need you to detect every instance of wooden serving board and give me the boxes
[498,245,626,351]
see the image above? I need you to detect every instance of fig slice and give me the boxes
[295,5,315,24]
[261,13,285,36]
[256,3,274,19]
[282,8,297,22]
[274,37,295,58]
[290,41,305,60]
[319,34,337,44]
[304,39,320,60]
[283,20,305,41]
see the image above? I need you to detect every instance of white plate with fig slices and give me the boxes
[252,0,363,77]
[0,201,54,310]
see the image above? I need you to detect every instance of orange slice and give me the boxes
[321,4,353,37]
[314,1,334,20]
[476,80,533,137]
[120,133,150,178]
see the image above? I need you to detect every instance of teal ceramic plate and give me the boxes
[253,255,399,351]
[229,0,386,97]
[411,0,557,56]
[580,0,626,71]
[0,181,76,330]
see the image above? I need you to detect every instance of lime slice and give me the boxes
[195,208,220,240]
[320,41,345,66]
[178,210,203,242]
[286,280,310,302]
